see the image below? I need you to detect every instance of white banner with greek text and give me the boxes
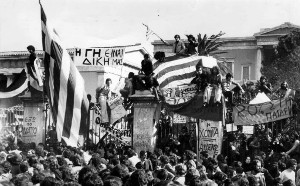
[233,98,293,125]
[74,47,125,66]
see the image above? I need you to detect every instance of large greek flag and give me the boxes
[40,3,88,147]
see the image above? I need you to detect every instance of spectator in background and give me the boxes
[186,34,198,55]
[280,159,297,185]
[173,35,186,55]
[258,76,272,95]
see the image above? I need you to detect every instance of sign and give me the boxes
[133,104,157,153]
[74,47,125,66]
[164,84,197,105]
[233,98,293,125]
[198,120,223,158]
[226,123,237,132]
[21,105,44,144]
[91,106,131,145]
[173,113,186,123]
[242,126,254,134]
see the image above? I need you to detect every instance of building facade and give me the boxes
[152,22,300,83]
[0,43,148,106]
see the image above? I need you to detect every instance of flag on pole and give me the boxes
[142,23,171,46]
[40,3,89,147]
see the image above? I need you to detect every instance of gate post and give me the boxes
[19,93,46,145]
[130,90,160,153]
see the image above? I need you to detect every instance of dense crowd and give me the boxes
[0,131,299,186]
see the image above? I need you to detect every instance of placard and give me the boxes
[21,105,44,144]
[74,47,125,66]
[242,126,254,134]
[198,120,223,158]
[226,123,237,132]
[233,97,293,125]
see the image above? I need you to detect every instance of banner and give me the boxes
[198,120,223,158]
[233,98,293,125]
[74,48,125,66]
[164,84,197,105]
[165,92,224,121]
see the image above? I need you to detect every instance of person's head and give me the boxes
[40,176,62,186]
[87,94,92,102]
[82,173,103,186]
[187,35,196,43]
[281,81,288,89]
[187,160,197,170]
[226,73,233,81]
[245,156,251,164]
[286,159,297,171]
[144,53,150,60]
[175,163,187,176]
[32,173,46,185]
[140,151,147,161]
[211,66,220,75]
[128,72,134,79]
[252,159,262,172]
[174,34,180,41]
[159,155,169,165]
[106,78,112,87]
[231,175,249,186]
[196,63,203,74]
[130,169,148,186]
[156,168,169,181]
[185,168,200,185]
[103,176,122,186]
[27,45,35,53]
[260,76,267,83]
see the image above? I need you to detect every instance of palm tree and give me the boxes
[195,31,231,76]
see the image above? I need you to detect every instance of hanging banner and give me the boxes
[74,47,125,66]
[233,98,293,125]
[164,84,197,105]
[198,120,223,158]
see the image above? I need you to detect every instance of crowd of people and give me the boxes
[0,126,299,186]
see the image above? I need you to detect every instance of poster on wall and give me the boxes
[133,104,157,153]
[21,105,44,144]
[73,47,125,66]
[198,120,223,158]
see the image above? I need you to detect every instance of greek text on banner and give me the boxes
[233,98,293,125]
[74,48,125,66]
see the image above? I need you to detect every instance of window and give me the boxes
[242,66,250,80]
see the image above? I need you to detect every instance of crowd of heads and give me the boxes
[0,131,299,186]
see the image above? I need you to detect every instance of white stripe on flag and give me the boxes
[67,63,85,147]
[157,65,196,84]
[56,45,70,143]
[162,77,194,89]
[153,55,202,75]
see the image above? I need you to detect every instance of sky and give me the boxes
[0,0,300,53]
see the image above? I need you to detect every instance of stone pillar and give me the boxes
[19,95,46,144]
[256,46,263,80]
[130,91,160,153]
